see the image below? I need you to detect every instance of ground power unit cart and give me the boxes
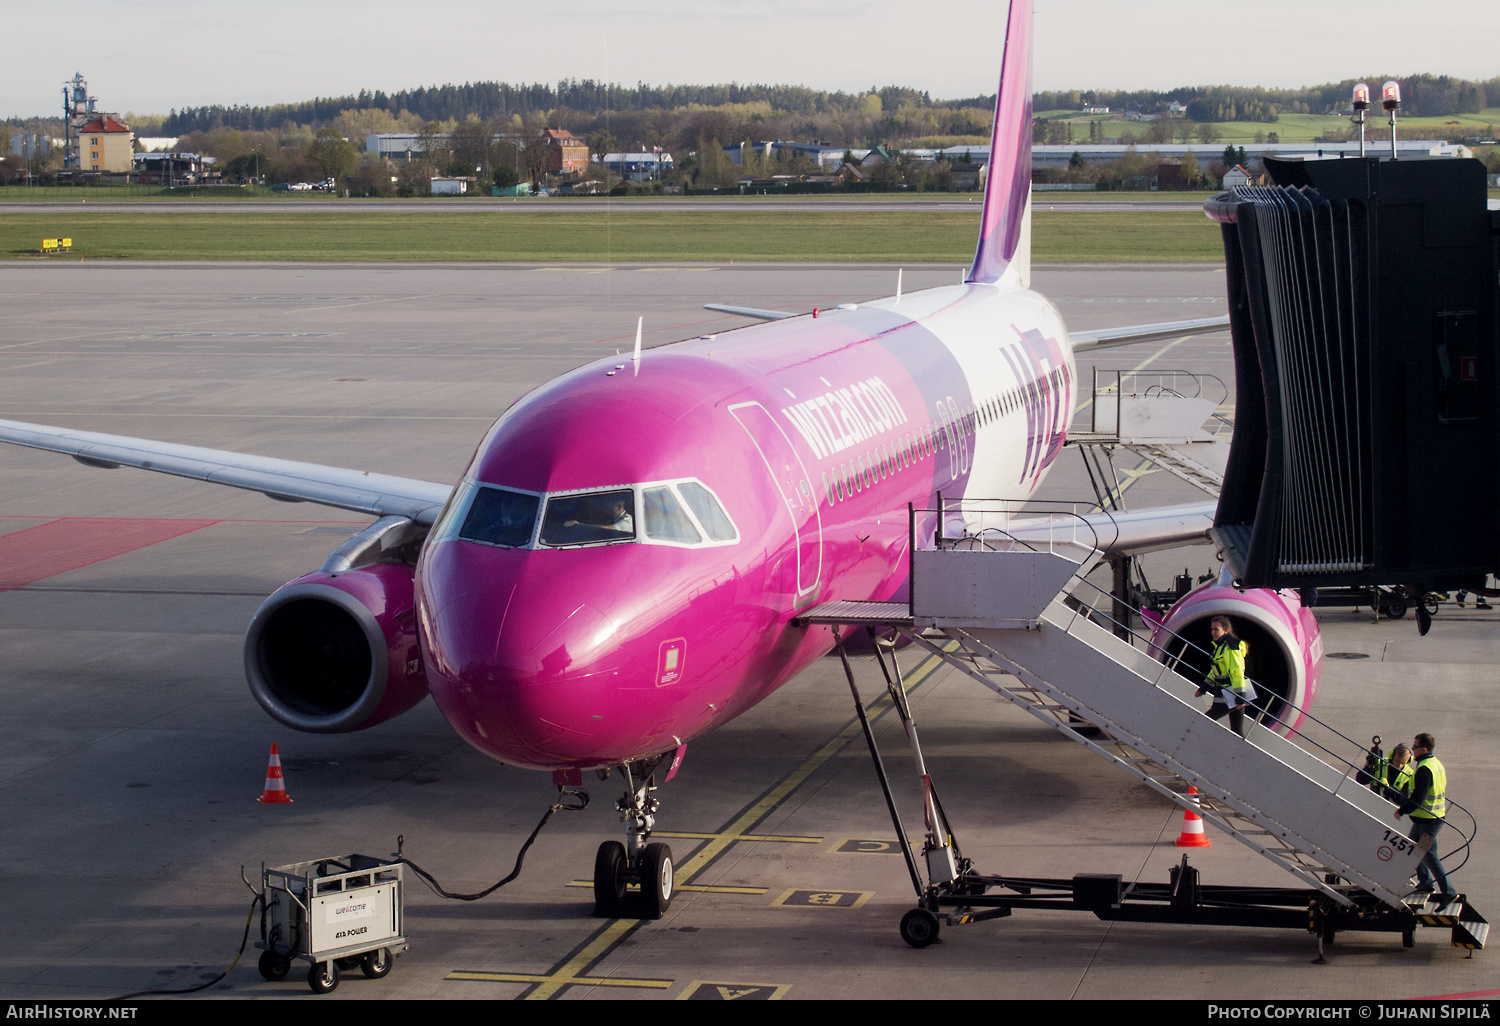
[253,853,409,994]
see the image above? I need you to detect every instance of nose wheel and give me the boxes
[593,756,675,919]
[593,840,629,916]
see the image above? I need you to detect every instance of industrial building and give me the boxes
[599,151,673,181]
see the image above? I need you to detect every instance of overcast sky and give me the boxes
[3,0,1495,119]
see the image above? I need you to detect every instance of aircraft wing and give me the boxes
[0,418,453,524]
[703,303,798,321]
[1069,315,1230,352]
[1004,501,1217,559]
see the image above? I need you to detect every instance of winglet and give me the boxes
[966,0,1032,288]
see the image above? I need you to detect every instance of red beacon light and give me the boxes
[1352,82,1371,111]
[1381,81,1402,158]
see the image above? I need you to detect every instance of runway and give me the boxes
[0,262,1494,1001]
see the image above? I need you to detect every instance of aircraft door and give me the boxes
[729,402,823,596]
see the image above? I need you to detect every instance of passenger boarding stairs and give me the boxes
[804,514,1482,941]
[1067,368,1230,500]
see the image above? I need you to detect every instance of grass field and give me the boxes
[0,209,1226,263]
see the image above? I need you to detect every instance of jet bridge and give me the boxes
[797,503,1486,955]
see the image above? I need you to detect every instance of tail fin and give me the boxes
[966,0,1032,288]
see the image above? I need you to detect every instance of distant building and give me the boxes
[1223,164,1253,189]
[600,151,673,181]
[1156,162,1187,190]
[133,151,215,185]
[1081,105,1110,114]
[541,129,589,175]
[430,176,474,195]
[722,141,848,169]
[949,160,984,192]
[10,133,57,159]
[365,131,525,159]
[77,115,133,173]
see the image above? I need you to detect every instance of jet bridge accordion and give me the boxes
[1206,155,1500,593]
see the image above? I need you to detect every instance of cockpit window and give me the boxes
[643,486,701,544]
[459,486,540,548]
[540,489,636,547]
[678,482,737,542]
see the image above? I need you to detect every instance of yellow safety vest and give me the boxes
[1208,637,1248,694]
[1411,756,1447,819]
[1386,760,1415,798]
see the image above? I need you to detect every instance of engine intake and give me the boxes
[1149,583,1323,736]
[245,562,428,733]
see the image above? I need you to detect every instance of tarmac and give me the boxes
[0,262,1494,1001]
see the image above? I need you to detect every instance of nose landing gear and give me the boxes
[593,755,675,919]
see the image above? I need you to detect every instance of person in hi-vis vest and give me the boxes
[1394,732,1452,899]
[1197,615,1253,738]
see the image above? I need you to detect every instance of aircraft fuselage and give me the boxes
[416,281,1073,770]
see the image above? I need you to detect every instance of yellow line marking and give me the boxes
[655,831,823,843]
[482,918,647,1000]
[453,644,954,998]
[676,981,792,1000]
[769,887,875,909]
[1073,333,1195,415]
[676,642,955,883]
[449,971,672,989]
[566,880,767,894]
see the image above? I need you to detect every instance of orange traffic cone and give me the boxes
[1174,786,1211,847]
[257,743,293,804]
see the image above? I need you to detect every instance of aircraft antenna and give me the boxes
[633,316,643,376]
[896,268,903,306]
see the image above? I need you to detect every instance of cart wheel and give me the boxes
[308,960,340,994]
[900,908,941,949]
[593,840,628,917]
[637,842,674,919]
[1424,594,1440,616]
[257,950,291,981]
[1402,929,1415,948]
[361,948,393,979]
[1383,596,1407,619]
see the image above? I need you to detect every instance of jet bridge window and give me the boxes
[540,489,636,547]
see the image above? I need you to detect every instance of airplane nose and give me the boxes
[418,541,626,768]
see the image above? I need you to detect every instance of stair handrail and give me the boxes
[910,499,1415,814]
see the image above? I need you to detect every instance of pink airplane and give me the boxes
[0,1,1321,920]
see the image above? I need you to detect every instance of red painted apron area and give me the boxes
[0,517,220,591]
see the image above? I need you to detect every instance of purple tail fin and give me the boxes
[966,0,1032,286]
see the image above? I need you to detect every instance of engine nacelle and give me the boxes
[1148,583,1324,736]
[244,562,428,733]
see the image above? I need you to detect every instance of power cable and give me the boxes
[109,790,587,997]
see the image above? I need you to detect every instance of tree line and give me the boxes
[148,82,962,137]
[132,72,1500,139]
